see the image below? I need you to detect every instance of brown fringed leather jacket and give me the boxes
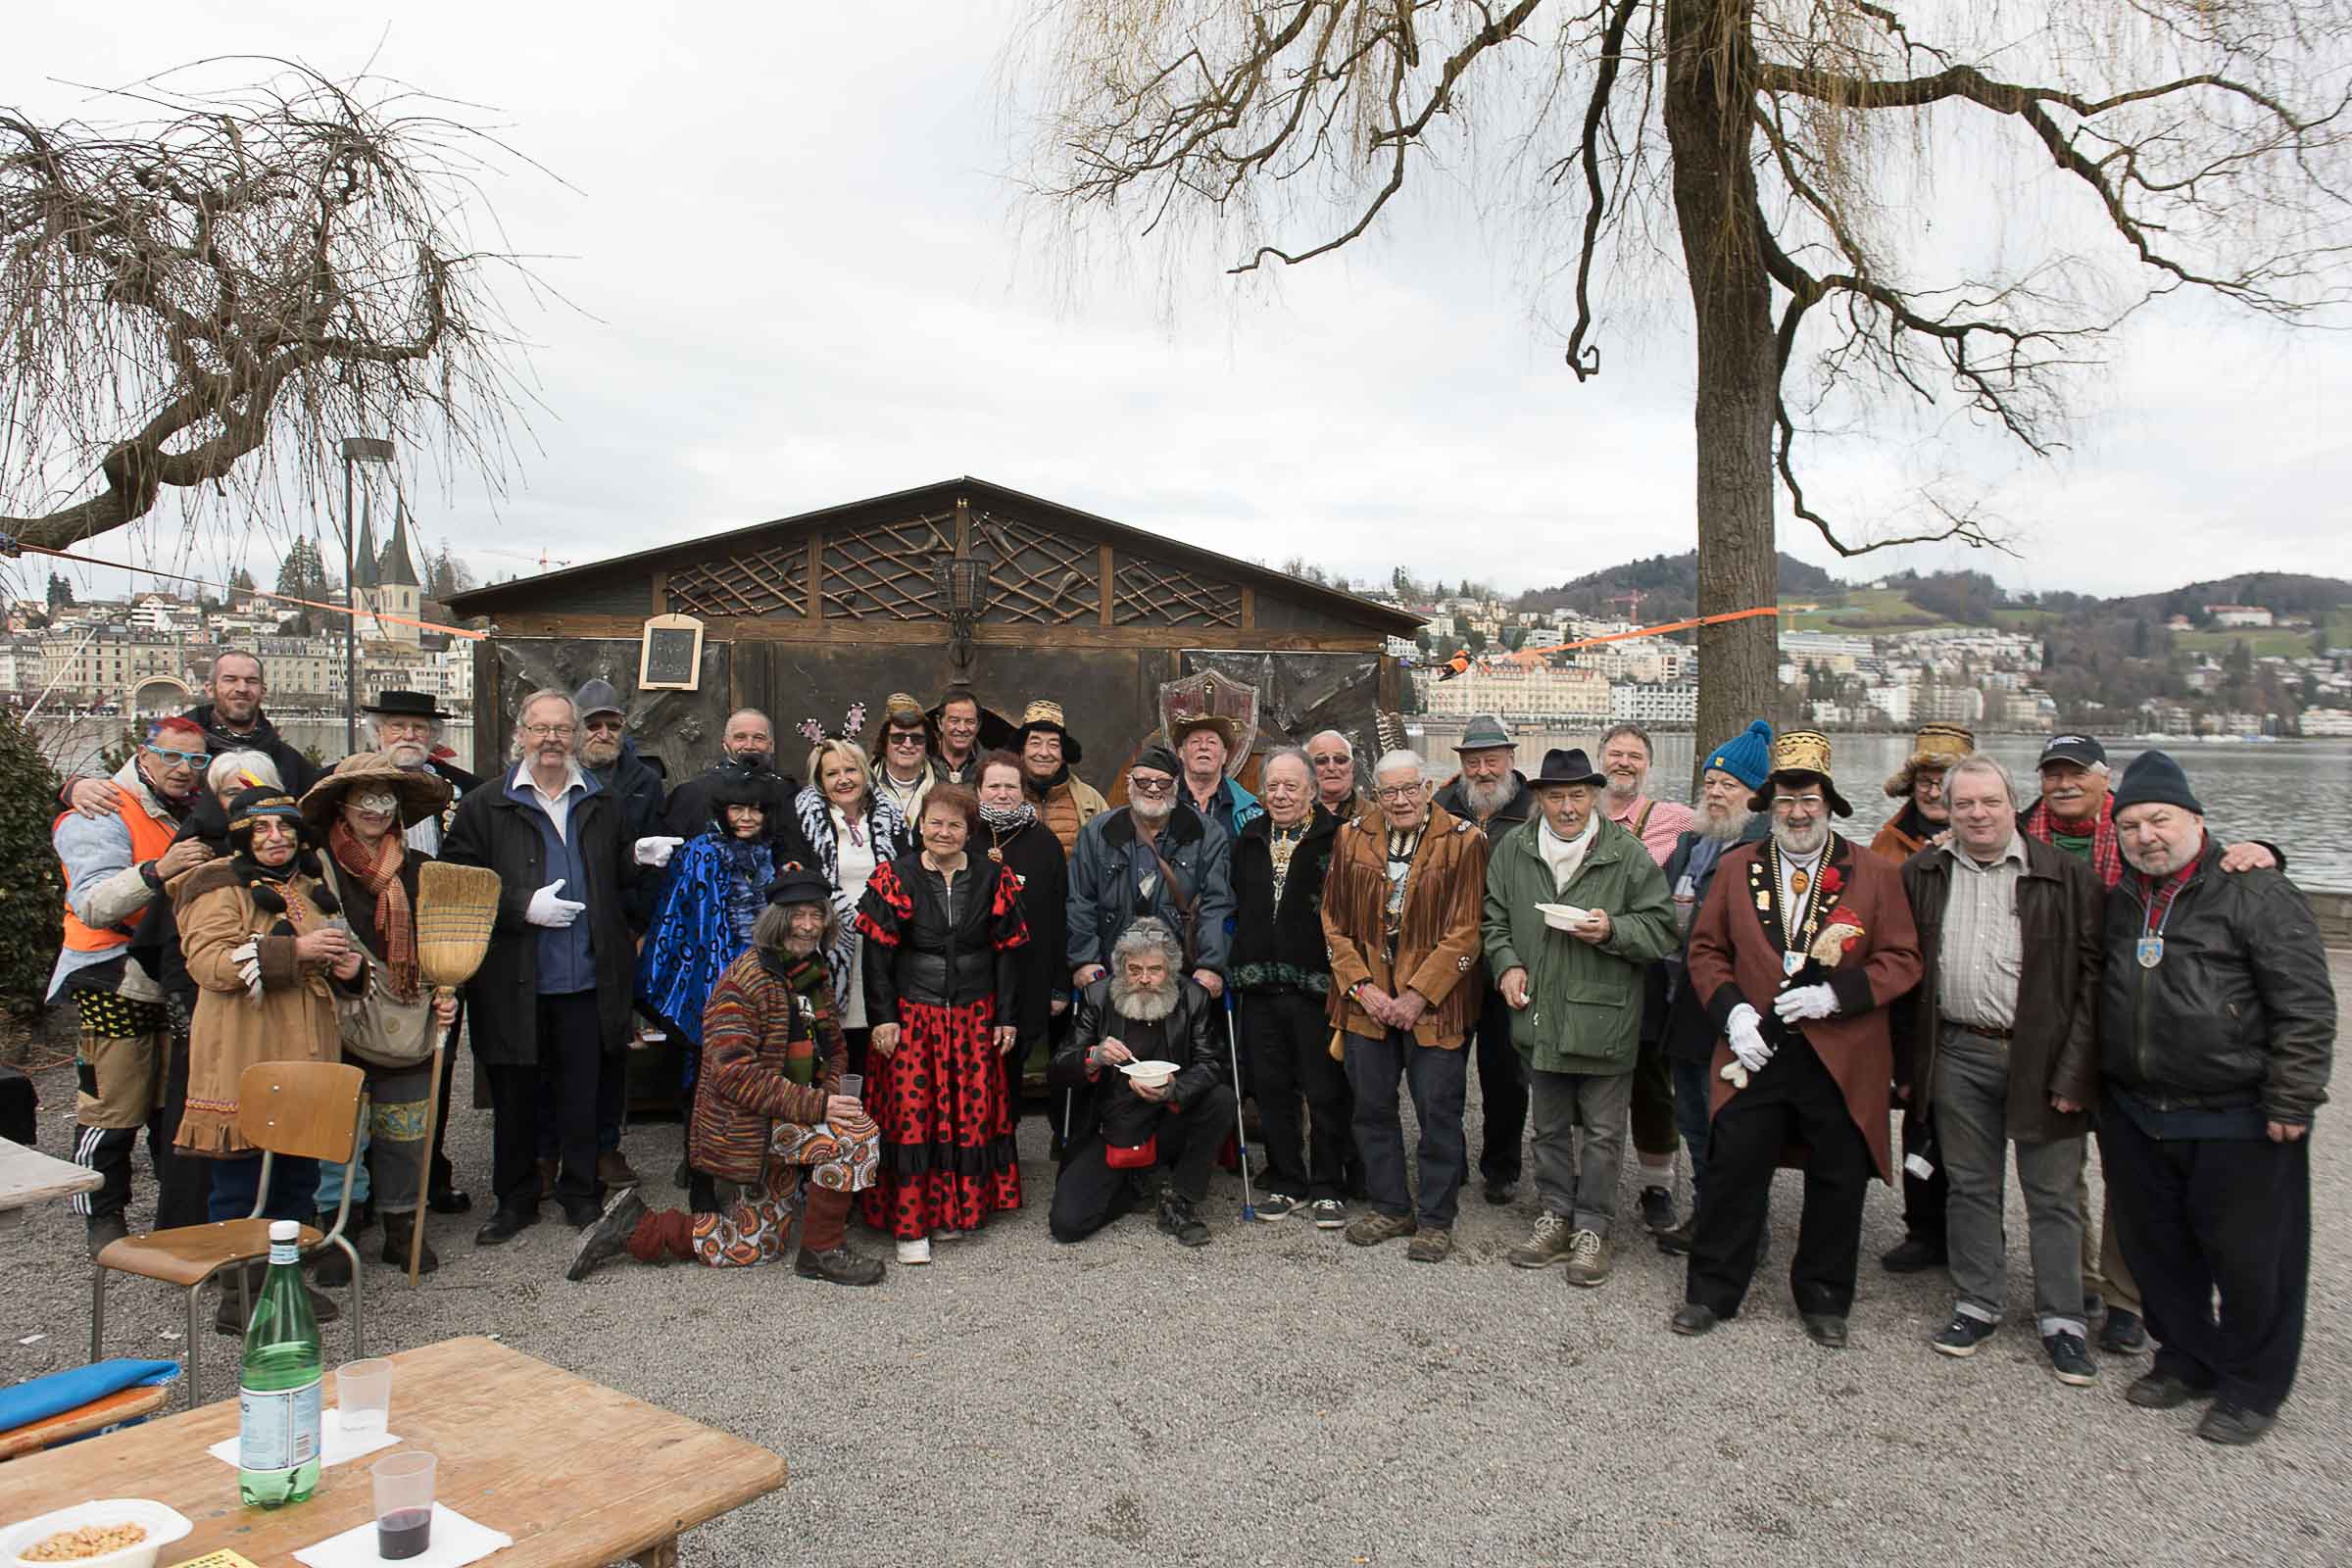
[1320,801,1490,1049]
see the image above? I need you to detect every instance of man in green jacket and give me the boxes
[1483,748,1678,1286]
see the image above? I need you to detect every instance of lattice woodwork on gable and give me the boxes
[666,544,807,618]
[819,514,956,620]
[1111,554,1243,627]
[970,510,1100,624]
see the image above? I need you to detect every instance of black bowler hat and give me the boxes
[361,689,451,720]
[1531,748,1606,789]
[766,867,834,908]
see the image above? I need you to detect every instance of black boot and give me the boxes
[311,1212,353,1287]
[214,1262,262,1336]
[1155,1187,1210,1248]
[380,1211,439,1276]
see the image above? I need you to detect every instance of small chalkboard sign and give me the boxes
[637,613,704,691]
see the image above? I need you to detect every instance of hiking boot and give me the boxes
[2044,1331,2098,1387]
[310,1213,353,1286]
[1932,1311,1998,1358]
[1404,1228,1453,1264]
[1254,1192,1303,1221]
[85,1213,129,1260]
[566,1188,649,1282]
[1654,1218,1696,1256]
[380,1211,438,1276]
[2128,1370,2217,1410]
[1880,1234,1946,1273]
[1638,1185,1677,1234]
[597,1151,642,1190]
[1309,1199,1348,1230]
[795,1244,886,1287]
[1670,1302,1720,1337]
[1156,1190,1210,1248]
[2100,1307,2148,1355]
[1345,1211,1417,1248]
[1561,1229,1611,1287]
[1505,1211,1575,1270]
[2196,1400,2276,1446]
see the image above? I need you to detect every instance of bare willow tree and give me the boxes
[1008,2,2352,750]
[1,59,547,558]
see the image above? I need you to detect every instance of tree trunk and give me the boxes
[1664,0,1781,783]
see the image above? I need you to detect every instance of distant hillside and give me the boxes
[1512,551,1841,621]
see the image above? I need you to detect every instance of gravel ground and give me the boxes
[7,960,2350,1566]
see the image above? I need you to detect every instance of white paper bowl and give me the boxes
[1536,902,1592,932]
[3,1498,192,1568]
[1118,1059,1179,1088]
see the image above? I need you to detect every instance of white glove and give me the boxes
[526,879,586,928]
[231,939,263,1000]
[1773,983,1838,1024]
[1727,1003,1772,1073]
[633,835,683,868]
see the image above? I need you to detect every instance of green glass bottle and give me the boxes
[237,1217,323,1507]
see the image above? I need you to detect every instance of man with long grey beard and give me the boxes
[1675,732,1922,1348]
[1049,918,1236,1248]
[1436,714,1536,1205]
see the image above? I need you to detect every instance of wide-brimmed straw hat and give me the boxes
[1746,729,1853,818]
[1169,711,1242,758]
[300,750,453,833]
[1884,722,1975,799]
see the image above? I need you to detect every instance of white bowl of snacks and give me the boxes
[1118,1059,1179,1090]
[4,1499,191,1568]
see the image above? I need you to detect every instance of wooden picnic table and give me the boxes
[0,1135,101,1232]
[0,1336,788,1565]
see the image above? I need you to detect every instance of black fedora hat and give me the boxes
[766,866,834,908]
[361,688,451,720]
[1531,747,1606,789]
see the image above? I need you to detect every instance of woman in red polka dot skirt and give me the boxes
[856,783,1029,1263]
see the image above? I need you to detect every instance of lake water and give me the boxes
[1412,728,2352,888]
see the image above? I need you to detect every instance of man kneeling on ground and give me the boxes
[569,868,886,1285]
[1050,916,1236,1248]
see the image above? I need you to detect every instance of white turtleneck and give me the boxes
[1539,810,1600,893]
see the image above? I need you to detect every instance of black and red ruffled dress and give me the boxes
[856,853,1029,1238]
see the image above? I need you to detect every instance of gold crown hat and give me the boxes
[1747,728,1853,817]
[1014,698,1082,765]
[1885,721,1976,799]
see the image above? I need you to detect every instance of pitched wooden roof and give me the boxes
[442,475,1421,634]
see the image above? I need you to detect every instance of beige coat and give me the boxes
[1320,802,1490,1050]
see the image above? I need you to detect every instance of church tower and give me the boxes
[372,503,423,647]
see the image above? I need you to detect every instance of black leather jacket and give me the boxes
[1050,975,1225,1158]
[2098,842,2335,1126]
[859,853,1021,1018]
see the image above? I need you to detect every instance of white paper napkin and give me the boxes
[208,1407,401,1469]
[292,1502,514,1568]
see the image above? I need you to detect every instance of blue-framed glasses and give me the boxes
[146,744,209,770]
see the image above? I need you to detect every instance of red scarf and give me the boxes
[2130,835,2205,925]
[329,819,417,1001]
[2021,795,2122,889]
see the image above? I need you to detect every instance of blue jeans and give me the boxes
[209,1152,320,1225]
[1672,1056,1714,1220]
[1343,1029,1469,1229]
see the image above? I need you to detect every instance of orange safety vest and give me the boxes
[56,793,179,953]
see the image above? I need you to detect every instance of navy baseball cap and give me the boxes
[2037,734,2107,769]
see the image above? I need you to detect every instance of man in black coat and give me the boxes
[1049,916,1237,1248]
[1231,747,1348,1226]
[661,707,809,856]
[1433,714,1536,1204]
[441,687,650,1245]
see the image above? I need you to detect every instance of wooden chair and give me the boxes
[89,1061,369,1404]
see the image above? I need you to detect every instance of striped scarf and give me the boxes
[755,947,837,1085]
[328,819,417,1001]
[2021,796,2122,889]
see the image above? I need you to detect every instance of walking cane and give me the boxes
[1224,987,1255,1221]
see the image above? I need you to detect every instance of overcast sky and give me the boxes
[13,2,2352,613]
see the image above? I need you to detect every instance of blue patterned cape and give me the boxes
[635,833,767,1049]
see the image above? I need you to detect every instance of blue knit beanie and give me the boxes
[1703,719,1774,791]
[2111,750,2204,817]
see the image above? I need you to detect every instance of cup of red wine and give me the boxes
[371,1450,437,1560]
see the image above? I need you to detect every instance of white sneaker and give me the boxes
[895,1238,932,1265]
[932,1227,965,1242]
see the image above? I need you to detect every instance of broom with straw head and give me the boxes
[409,860,505,1284]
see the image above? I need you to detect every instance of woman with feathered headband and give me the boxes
[171,785,369,1332]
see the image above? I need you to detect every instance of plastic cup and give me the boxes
[837,1074,863,1103]
[372,1450,437,1560]
[337,1357,394,1435]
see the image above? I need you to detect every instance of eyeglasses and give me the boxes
[887,731,927,748]
[519,723,573,740]
[1309,754,1350,767]
[1772,794,1826,811]
[1129,775,1176,797]
[1376,785,1423,802]
[146,745,209,770]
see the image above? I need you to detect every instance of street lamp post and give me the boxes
[340,436,395,752]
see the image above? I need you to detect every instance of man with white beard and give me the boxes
[1067,745,1235,1001]
[1049,917,1237,1248]
[1435,715,1536,1205]
[1675,732,1922,1348]
[362,690,479,855]
[1651,719,1772,1254]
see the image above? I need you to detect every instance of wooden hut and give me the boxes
[442,476,1421,782]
